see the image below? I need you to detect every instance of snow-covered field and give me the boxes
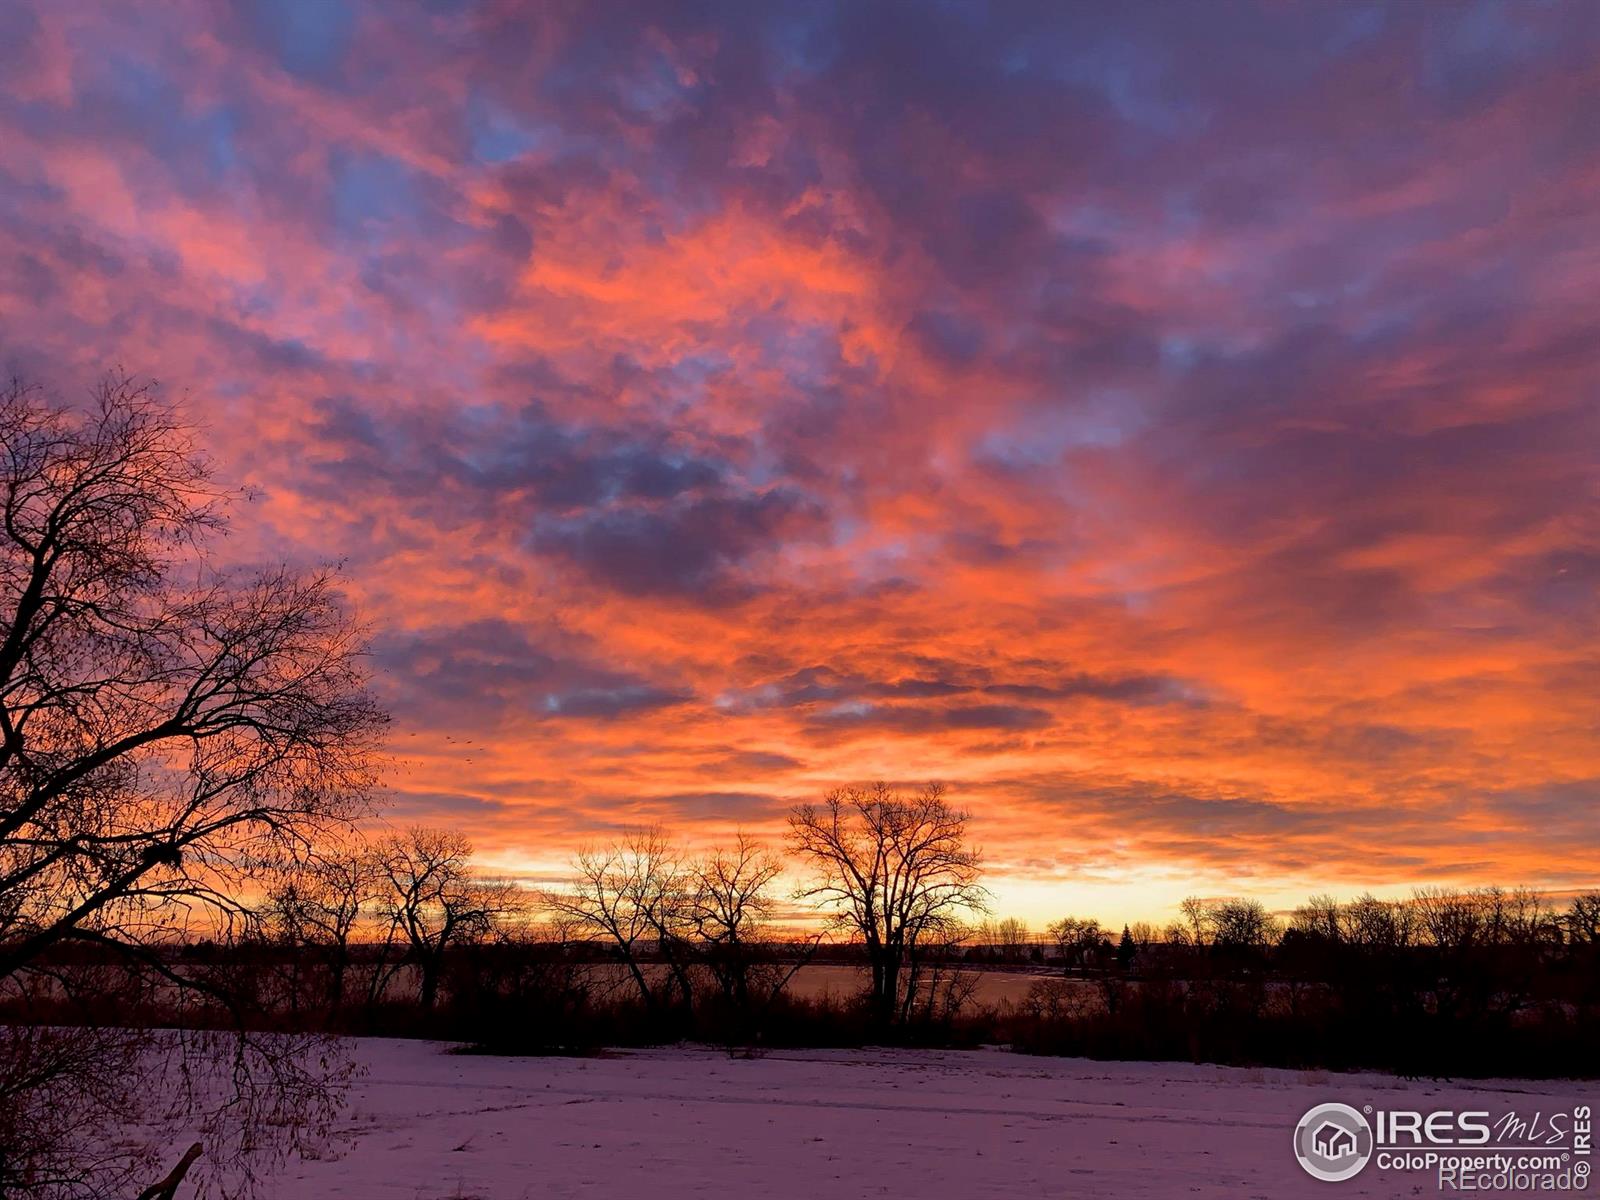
[258,1039,1594,1199]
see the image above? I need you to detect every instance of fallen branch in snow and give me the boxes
[135,1143,203,1200]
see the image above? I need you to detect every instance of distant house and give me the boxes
[1313,1122,1356,1159]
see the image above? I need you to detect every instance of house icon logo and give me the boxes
[1313,1121,1356,1159]
[1294,1102,1374,1181]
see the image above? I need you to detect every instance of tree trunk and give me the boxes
[667,957,695,1017]
[419,957,440,1011]
[877,956,900,1028]
[329,956,347,1011]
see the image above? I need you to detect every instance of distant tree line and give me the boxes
[1004,888,1600,1078]
[234,811,1600,1088]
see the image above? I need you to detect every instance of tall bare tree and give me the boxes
[789,782,987,1027]
[374,827,515,1012]
[1568,893,1600,945]
[688,832,818,1018]
[546,828,696,1014]
[265,844,380,1012]
[1046,916,1104,973]
[0,375,386,974]
[1209,898,1278,951]
[0,374,386,1195]
[1340,893,1416,949]
[984,916,1031,963]
[1290,894,1344,943]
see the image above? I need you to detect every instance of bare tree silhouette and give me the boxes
[546,828,696,1016]
[1047,916,1105,973]
[266,844,381,1013]
[0,376,386,973]
[1569,893,1600,945]
[789,782,987,1028]
[375,827,518,1012]
[691,833,782,1011]
[0,373,386,1195]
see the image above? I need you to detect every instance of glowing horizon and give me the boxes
[1,3,1596,929]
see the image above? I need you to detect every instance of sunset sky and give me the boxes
[1,2,1596,924]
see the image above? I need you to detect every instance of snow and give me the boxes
[263,1038,1591,1199]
